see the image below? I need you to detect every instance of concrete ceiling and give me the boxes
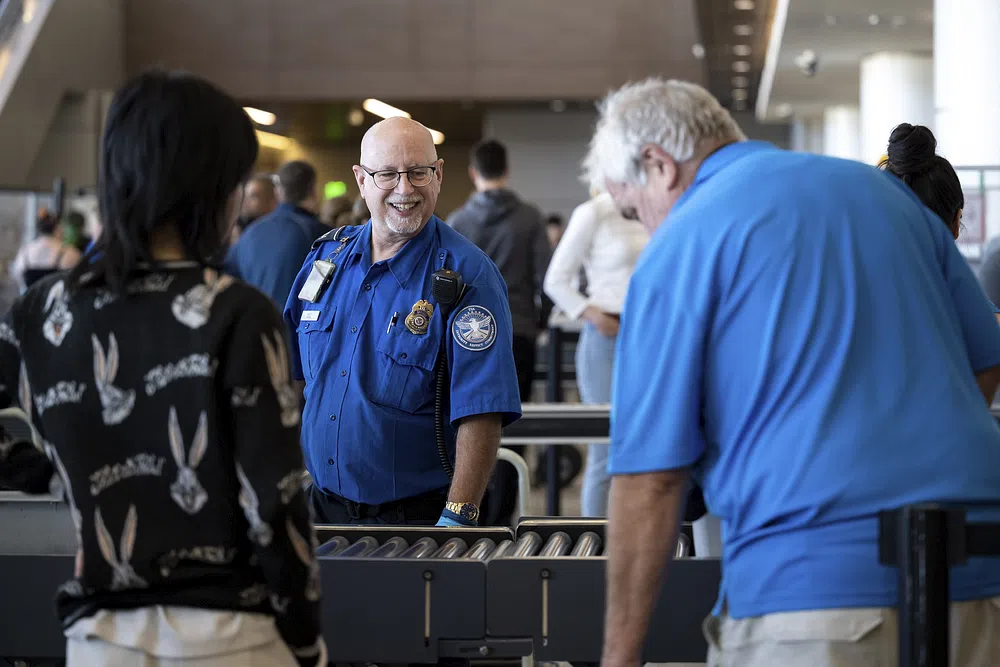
[757,0,933,120]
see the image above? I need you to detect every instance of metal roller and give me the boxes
[512,532,543,558]
[400,537,439,558]
[461,538,496,561]
[335,536,379,557]
[315,535,350,557]
[368,536,409,558]
[570,531,602,557]
[539,531,572,557]
[431,537,468,558]
[488,539,515,559]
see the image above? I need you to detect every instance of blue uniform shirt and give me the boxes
[226,203,329,309]
[284,216,522,504]
[610,141,1000,618]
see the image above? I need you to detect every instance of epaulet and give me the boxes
[311,224,362,250]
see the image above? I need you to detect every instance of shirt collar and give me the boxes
[351,216,439,287]
[691,140,774,187]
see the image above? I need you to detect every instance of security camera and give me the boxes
[794,49,819,77]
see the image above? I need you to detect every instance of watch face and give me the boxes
[460,504,479,522]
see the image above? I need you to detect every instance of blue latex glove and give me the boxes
[435,514,466,527]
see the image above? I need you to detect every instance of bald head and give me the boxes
[353,116,444,241]
[360,117,438,166]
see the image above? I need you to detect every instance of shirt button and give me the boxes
[328,458,335,466]
[351,326,357,333]
[364,284,372,291]
[329,414,336,421]
[340,370,347,377]
[400,353,407,360]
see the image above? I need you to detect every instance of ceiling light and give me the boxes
[732,75,749,88]
[891,15,906,28]
[23,0,36,22]
[734,24,753,36]
[733,44,752,57]
[732,60,751,73]
[732,88,749,101]
[428,129,445,145]
[868,14,880,26]
[255,130,290,151]
[775,103,793,118]
[734,0,754,10]
[243,107,276,126]
[824,15,837,26]
[362,99,411,119]
[692,43,706,59]
[550,100,567,112]
[347,109,365,126]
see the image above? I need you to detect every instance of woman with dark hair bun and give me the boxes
[879,123,965,238]
[880,123,1000,324]
[0,70,325,666]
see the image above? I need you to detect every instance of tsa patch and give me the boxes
[452,305,496,351]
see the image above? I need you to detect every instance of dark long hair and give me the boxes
[70,70,258,294]
[878,123,964,233]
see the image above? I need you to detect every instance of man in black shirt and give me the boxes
[447,139,551,524]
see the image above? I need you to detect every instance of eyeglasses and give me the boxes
[362,165,437,190]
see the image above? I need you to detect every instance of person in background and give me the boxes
[320,194,353,228]
[545,213,565,249]
[542,190,648,517]
[591,78,1000,667]
[284,117,522,528]
[351,195,371,226]
[447,138,551,526]
[10,209,82,292]
[0,69,324,667]
[880,124,1000,327]
[233,173,278,240]
[226,161,328,311]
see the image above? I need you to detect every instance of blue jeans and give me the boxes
[575,322,617,517]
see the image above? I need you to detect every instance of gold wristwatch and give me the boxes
[445,501,480,523]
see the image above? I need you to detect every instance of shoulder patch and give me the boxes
[452,305,497,352]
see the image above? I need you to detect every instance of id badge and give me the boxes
[298,260,336,303]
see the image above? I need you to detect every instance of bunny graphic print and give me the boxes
[0,267,323,657]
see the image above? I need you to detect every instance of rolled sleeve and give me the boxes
[940,225,1000,372]
[608,235,710,475]
[447,263,522,427]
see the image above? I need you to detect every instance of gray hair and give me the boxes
[583,78,746,192]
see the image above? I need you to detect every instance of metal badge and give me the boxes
[404,300,434,335]
[298,260,336,303]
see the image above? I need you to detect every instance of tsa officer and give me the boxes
[284,117,522,527]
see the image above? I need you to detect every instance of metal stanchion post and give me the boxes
[896,506,952,667]
[545,325,563,516]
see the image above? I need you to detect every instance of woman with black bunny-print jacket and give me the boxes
[0,71,325,666]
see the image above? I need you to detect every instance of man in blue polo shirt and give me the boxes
[227,160,328,310]
[284,117,521,527]
[589,78,1000,667]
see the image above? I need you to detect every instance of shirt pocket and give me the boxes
[295,306,336,381]
[373,328,441,414]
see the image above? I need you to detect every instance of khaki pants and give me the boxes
[704,597,1000,667]
[66,636,298,666]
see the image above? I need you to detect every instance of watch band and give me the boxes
[444,501,480,523]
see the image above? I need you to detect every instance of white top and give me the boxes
[543,193,649,319]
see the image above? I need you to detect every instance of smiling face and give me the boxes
[352,117,444,240]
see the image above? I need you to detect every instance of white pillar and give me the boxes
[790,114,823,154]
[859,52,934,165]
[823,105,861,161]
[935,0,1000,248]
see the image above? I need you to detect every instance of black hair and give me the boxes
[879,123,964,231]
[276,161,316,205]
[546,213,564,228]
[36,211,58,236]
[70,69,258,294]
[470,139,508,180]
